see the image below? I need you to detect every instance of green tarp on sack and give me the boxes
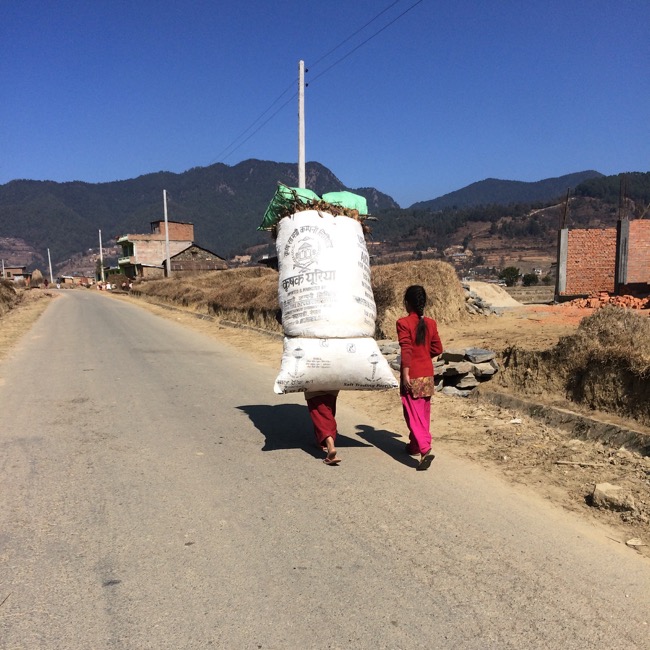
[321,191,368,216]
[258,184,321,231]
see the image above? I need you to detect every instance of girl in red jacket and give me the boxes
[396,285,443,470]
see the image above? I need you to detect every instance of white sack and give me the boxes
[274,337,399,394]
[276,211,376,338]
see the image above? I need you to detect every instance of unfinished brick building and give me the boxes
[556,219,650,300]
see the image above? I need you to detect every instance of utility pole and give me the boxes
[98,230,105,283]
[163,190,171,277]
[47,248,54,284]
[298,60,306,189]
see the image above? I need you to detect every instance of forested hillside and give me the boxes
[0,159,398,265]
[1,161,647,272]
[410,171,603,211]
[372,172,650,254]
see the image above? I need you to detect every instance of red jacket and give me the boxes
[396,312,443,379]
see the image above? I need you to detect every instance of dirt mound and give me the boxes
[499,306,650,425]
[372,260,468,338]
[467,281,522,308]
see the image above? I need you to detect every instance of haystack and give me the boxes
[0,280,19,317]
[372,260,468,339]
[132,267,280,331]
[501,306,650,425]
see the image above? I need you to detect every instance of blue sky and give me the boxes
[1,0,648,207]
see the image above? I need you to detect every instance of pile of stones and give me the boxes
[378,342,499,397]
[463,283,503,316]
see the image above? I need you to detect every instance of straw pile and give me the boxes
[0,280,19,317]
[130,259,469,338]
[261,184,372,236]
[372,260,469,339]
[555,305,650,376]
[131,267,281,331]
[501,306,650,424]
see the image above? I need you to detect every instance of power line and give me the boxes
[212,81,296,163]
[308,0,424,85]
[309,0,402,70]
[219,91,298,163]
[213,0,425,163]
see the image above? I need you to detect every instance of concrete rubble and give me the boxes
[462,283,504,316]
[591,482,637,513]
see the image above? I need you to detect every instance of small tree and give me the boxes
[541,274,553,286]
[499,266,520,287]
[522,273,539,287]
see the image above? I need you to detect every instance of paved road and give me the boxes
[1,291,649,649]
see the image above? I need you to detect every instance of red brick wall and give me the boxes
[627,220,650,283]
[160,221,194,240]
[563,228,617,295]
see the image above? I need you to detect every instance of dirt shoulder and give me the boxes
[0,289,56,361]
[108,293,650,559]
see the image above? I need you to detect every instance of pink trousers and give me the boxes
[401,394,432,455]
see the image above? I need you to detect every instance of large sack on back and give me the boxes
[277,210,376,338]
[274,337,398,394]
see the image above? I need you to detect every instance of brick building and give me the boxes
[556,219,650,299]
[2,265,32,283]
[117,220,227,279]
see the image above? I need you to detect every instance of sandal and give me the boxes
[416,450,435,471]
[323,450,341,466]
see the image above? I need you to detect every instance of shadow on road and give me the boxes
[355,424,420,469]
[237,404,371,458]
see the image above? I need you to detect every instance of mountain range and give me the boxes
[0,161,645,272]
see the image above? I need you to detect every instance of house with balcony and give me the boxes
[117,220,227,279]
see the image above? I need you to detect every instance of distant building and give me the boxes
[60,274,95,286]
[169,244,228,273]
[117,220,227,279]
[231,255,252,265]
[1,265,31,283]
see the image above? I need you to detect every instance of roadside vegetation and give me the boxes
[0,279,19,316]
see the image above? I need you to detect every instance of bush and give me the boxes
[522,273,539,287]
[499,267,520,287]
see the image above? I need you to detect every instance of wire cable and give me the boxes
[309,0,402,70]
[308,0,424,85]
[212,80,296,163]
[219,90,298,162]
[213,0,425,163]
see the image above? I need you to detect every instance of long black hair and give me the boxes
[404,285,427,345]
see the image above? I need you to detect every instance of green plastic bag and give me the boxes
[321,191,368,215]
[258,184,321,230]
